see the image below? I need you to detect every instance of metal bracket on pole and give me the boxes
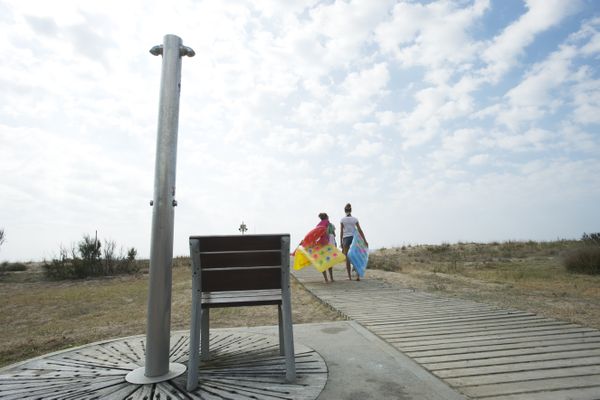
[126,34,193,385]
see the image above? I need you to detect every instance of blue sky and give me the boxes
[0,0,599,262]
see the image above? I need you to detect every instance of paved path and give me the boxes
[293,265,600,400]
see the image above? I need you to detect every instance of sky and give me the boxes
[0,0,599,262]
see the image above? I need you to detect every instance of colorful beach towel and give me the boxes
[348,230,369,277]
[293,243,346,273]
[301,225,328,247]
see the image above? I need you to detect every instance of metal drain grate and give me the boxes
[0,331,327,400]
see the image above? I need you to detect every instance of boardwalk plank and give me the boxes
[384,323,585,342]
[435,355,600,378]
[371,316,554,334]
[414,342,600,364]
[460,374,600,397]
[400,330,600,351]
[336,304,496,316]
[423,349,600,371]
[363,311,534,326]
[405,337,600,358]
[480,386,600,400]
[446,365,600,387]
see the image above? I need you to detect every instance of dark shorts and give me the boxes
[342,236,353,249]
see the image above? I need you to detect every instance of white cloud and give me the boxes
[342,62,389,97]
[482,0,583,82]
[496,128,554,151]
[375,0,489,72]
[392,78,477,150]
[495,44,577,129]
[571,79,600,125]
[558,122,600,154]
[249,0,320,18]
[508,46,576,105]
[490,13,600,132]
[327,63,389,123]
[349,139,383,158]
[468,153,490,166]
[428,129,480,169]
[376,110,397,127]
[307,0,392,68]
[293,62,390,127]
[581,30,600,55]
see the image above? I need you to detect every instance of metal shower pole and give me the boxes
[126,34,195,384]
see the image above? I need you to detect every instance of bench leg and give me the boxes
[200,308,210,361]
[187,289,201,391]
[281,300,296,382]
[279,235,296,382]
[278,305,284,356]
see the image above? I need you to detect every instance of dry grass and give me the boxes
[369,241,600,330]
[0,260,342,368]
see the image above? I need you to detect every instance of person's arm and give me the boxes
[340,222,344,246]
[356,222,368,247]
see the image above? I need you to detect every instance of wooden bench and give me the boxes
[186,234,295,391]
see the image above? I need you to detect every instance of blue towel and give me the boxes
[348,230,369,277]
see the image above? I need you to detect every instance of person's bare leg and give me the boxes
[343,246,352,280]
[329,268,334,282]
[322,271,329,283]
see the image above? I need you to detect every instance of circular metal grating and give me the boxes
[0,330,327,400]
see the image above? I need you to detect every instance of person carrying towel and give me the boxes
[340,203,368,281]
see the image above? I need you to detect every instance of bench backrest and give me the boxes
[189,234,290,292]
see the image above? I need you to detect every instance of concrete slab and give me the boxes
[247,321,467,400]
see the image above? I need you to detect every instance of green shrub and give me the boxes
[0,261,27,278]
[43,236,138,280]
[0,261,27,272]
[115,247,140,274]
[43,245,72,279]
[563,246,600,275]
[427,243,451,254]
[582,232,600,246]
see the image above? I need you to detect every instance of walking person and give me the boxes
[340,203,368,281]
[318,213,336,283]
[293,213,345,278]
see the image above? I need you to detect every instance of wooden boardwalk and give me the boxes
[293,265,600,400]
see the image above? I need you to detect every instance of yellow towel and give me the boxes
[293,243,346,273]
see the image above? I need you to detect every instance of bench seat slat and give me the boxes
[199,250,281,255]
[202,299,282,308]
[202,289,282,298]
[201,266,281,271]
[201,290,283,308]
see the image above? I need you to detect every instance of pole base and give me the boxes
[0,330,327,399]
[125,363,186,384]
